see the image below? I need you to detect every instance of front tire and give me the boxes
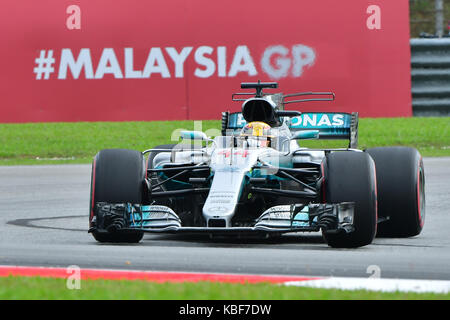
[321,152,378,248]
[89,149,145,243]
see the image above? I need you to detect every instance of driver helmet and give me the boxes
[240,121,274,148]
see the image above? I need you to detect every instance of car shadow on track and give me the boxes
[136,232,332,250]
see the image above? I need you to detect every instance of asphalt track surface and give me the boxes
[0,158,449,280]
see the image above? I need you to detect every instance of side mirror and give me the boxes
[291,130,320,140]
[180,130,208,141]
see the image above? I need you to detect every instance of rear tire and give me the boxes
[321,152,377,248]
[89,149,145,243]
[366,147,425,237]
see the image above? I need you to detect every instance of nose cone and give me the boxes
[202,170,246,228]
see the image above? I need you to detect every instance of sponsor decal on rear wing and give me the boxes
[223,112,358,148]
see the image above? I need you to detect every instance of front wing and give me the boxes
[89,202,355,236]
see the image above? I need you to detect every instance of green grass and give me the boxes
[0,117,448,165]
[0,120,219,165]
[0,276,448,300]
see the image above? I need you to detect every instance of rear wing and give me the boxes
[222,111,359,148]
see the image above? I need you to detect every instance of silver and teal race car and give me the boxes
[88,82,425,248]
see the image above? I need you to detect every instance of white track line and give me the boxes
[285,277,450,294]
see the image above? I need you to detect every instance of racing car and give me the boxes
[88,81,425,248]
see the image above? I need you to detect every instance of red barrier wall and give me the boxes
[0,0,412,123]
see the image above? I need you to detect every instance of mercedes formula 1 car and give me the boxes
[88,82,425,248]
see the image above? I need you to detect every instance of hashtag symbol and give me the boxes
[33,50,55,80]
